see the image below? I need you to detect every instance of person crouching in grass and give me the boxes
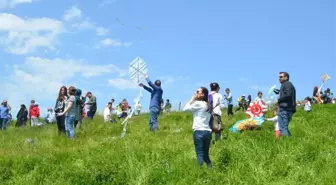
[183,87,213,168]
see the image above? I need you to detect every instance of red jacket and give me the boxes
[30,106,40,117]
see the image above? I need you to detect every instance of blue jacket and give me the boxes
[143,78,163,109]
[0,105,10,119]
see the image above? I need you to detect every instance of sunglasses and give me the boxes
[279,76,284,78]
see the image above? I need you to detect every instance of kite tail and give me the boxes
[120,88,143,138]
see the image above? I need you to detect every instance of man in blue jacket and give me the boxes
[274,72,296,136]
[139,75,163,132]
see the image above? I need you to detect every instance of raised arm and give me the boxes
[146,78,159,90]
[183,101,206,112]
[266,116,278,121]
[143,84,153,93]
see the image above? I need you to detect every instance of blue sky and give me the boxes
[0,0,335,116]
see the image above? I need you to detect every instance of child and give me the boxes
[304,97,312,112]
[265,107,280,140]
[103,102,112,123]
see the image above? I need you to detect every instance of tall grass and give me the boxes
[1,104,336,185]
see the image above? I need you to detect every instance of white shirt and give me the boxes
[210,92,224,116]
[266,116,279,131]
[183,100,211,132]
[304,101,311,111]
[104,107,111,117]
[46,111,56,122]
[254,97,264,103]
[136,103,142,110]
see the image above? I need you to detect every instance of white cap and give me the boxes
[242,94,246,96]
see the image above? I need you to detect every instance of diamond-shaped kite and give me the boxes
[129,57,148,84]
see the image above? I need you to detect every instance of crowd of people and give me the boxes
[0,72,334,168]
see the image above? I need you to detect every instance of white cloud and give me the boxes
[0,0,33,8]
[0,56,126,116]
[108,78,138,90]
[63,5,82,21]
[96,26,109,36]
[67,9,109,37]
[72,18,95,29]
[100,38,132,47]
[0,13,63,55]
[98,0,116,7]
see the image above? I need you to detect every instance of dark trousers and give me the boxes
[56,115,65,134]
[87,110,96,119]
[227,104,233,116]
[193,130,212,167]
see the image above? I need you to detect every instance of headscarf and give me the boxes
[75,89,82,107]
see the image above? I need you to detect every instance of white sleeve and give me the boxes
[183,101,205,112]
[266,116,277,121]
[218,94,225,108]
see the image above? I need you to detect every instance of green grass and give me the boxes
[1,104,336,185]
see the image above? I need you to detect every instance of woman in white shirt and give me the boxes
[104,102,112,123]
[183,87,212,168]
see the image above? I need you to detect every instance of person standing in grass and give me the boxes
[0,100,11,130]
[139,75,163,132]
[28,100,35,126]
[209,82,224,143]
[183,87,213,168]
[86,92,97,120]
[274,72,296,136]
[54,86,67,134]
[265,107,280,140]
[224,88,234,116]
[104,102,113,123]
[16,104,28,127]
[30,103,41,126]
[57,86,77,139]
[74,88,84,128]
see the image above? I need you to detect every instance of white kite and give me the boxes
[120,57,148,138]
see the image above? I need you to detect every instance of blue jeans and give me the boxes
[65,114,75,138]
[149,107,160,131]
[278,108,293,136]
[193,130,212,167]
[0,118,10,130]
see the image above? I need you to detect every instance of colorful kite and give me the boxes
[229,116,265,133]
[246,100,267,118]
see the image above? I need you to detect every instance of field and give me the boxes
[1,104,335,185]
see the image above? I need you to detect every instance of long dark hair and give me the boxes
[313,86,318,97]
[57,86,68,101]
[199,87,209,102]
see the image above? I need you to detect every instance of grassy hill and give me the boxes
[1,104,336,185]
